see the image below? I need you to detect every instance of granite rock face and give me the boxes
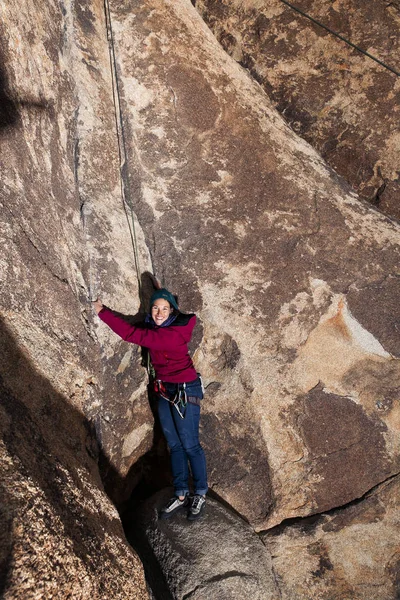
[0,0,154,498]
[193,0,400,219]
[1,0,399,596]
[108,0,400,529]
[262,474,400,600]
[130,479,400,600]
[0,0,152,595]
[0,317,148,599]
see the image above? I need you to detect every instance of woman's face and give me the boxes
[151,298,173,326]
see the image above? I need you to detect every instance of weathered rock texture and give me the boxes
[0,0,154,493]
[193,0,400,219]
[1,0,400,596]
[262,474,400,599]
[0,0,152,595]
[128,478,400,600]
[0,317,148,598]
[128,489,280,600]
[108,0,400,529]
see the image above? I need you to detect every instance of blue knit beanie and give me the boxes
[149,288,179,311]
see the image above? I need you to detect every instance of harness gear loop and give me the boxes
[154,380,188,419]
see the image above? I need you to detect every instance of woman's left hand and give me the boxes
[92,299,104,314]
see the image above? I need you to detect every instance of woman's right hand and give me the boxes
[92,299,104,315]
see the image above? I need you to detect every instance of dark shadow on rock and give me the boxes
[0,59,19,131]
[121,387,172,509]
[99,381,173,513]
[0,39,53,135]
[122,489,177,600]
[0,315,134,589]
[122,491,174,600]
[0,483,14,597]
[95,271,172,507]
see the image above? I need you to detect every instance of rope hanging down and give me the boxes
[279,0,400,77]
[103,0,143,293]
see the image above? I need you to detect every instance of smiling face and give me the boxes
[151,298,173,326]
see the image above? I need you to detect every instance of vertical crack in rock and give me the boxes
[73,105,85,226]
[103,0,153,286]
[169,86,178,121]
[371,177,387,208]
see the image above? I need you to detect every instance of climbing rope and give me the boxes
[103,0,143,295]
[279,0,400,77]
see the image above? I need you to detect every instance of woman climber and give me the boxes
[92,288,208,521]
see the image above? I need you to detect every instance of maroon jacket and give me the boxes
[99,307,198,383]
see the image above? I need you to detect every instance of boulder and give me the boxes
[262,474,400,600]
[0,0,153,501]
[127,489,280,600]
[193,0,400,218]
[0,0,154,595]
[108,0,400,529]
[0,316,148,598]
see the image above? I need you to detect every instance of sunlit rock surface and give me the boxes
[193,0,400,218]
[262,475,400,600]
[0,0,153,497]
[0,0,151,595]
[108,0,400,529]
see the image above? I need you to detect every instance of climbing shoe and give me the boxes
[187,494,206,521]
[159,494,189,520]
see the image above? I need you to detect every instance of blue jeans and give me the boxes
[157,396,208,497]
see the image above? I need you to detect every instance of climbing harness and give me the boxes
[279,0,400,77]
[154,375,204,417]
[103,0,143,294]
[154,380,188,419]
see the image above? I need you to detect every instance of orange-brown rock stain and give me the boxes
[323,298,352,342]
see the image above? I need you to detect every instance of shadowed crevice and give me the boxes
[0,60,19,130]
[0,35,53,135]
[260,471,400,539]
[0,315,140,593]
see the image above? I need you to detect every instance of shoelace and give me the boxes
[191,496,203,511]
